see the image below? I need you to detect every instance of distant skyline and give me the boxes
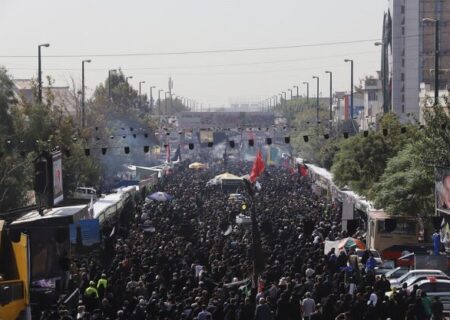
[0,0,388,107]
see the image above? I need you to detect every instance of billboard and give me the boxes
[179,112,275,129]
[436,166,450,214]
[52,152,63,205]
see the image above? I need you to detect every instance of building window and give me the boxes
[368,91,377,101]
[401,73,405,81]
[402,27,405,35]
[401,5,405,14]
[402,94,405,103]
[402,104,405,113]
[402,59,405,67]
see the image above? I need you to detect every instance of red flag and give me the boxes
[299,164,309,177]
[249,150,265,183]
[166,144,171,163]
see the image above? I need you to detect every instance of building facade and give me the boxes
[384,0,450,122]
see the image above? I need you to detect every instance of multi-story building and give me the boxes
[382,0,450,122]
[361,73,384,131]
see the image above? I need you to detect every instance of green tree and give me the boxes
[0,67,30,210]
[331,113,417,196]
[372,105,450,218]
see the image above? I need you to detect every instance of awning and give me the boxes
[10,205,89,227]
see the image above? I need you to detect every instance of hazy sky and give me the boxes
[0,0,388,107]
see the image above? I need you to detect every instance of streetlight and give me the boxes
[423,18,440,105]
[139,81,145,108]
[125,76,133,83]
[303,82,309,107]
[81,59,91,128]
[325,71,333,125]
[312,76,320,123]
[344,59,354,120]
[293,85,299,113]
[149,86,156,110]
[108,69,117,102]
[158,89,163,113]
[38,43,50,104]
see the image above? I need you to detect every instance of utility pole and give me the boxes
[38,43,50,103]
[81,59,91,128]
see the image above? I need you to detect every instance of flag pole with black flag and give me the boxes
[171,144,182,162]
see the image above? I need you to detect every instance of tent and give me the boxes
[338,237,366,251]
[214,172,243,181]
[188,162,207,170]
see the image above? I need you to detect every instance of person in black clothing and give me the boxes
[431,296,444,320]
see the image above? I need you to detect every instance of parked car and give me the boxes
[73,187,97,200]
[402,274,450,289]
[402,278,450,313]
[384,267,410,280]
[356,249,383,266]
[390,269,447,289]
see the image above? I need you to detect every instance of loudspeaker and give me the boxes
[303,135,309,142]
[144,146,149,153]
[189,143,194,150]
[401,127,407,134]
[324,134,329,140]
[229,140,235,148]
[124,147,130,154]
[208,142,213,147]
[363,131,369,137]
[102,148,107,155]
[343,132,349,139]
[266,138,272,145]
[84,149,90,156]
[284,136,290,144]
[383,128,388,136]
[384,219,397,232]
[248,139,254,147]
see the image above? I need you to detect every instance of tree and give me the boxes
[0,67,30,210]
[372,105,450,218]
[331,113,418,196]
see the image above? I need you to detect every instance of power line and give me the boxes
[0,30,446,59]
[0,38,382,58]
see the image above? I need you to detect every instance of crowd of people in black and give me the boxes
[41,161,445,320]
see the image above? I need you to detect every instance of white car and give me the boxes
[402,274,450,289]
[73,187,97,200]
[404,279,450,312]
[384,267,410,280]
[389,269,447,289]
[355,249,383,266]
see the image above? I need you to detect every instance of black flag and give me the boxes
[171,144,182,162]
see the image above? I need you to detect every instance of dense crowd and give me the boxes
[40,161,445,320]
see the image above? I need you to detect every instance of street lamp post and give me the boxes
[150,86,156,110]
[38,43,50,104]
[139,81,145,108]
[303,82,309,108]
[108,69,117,102]
[158,89,163,114]
[293,85,299,112]
[312,76,320,123]
[81,59,91,128]
[325,71,333,126]
[423,18,440,105]
[344,59,354,120]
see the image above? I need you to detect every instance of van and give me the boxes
[73,187,97,200]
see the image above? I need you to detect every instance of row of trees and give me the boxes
[275,99,450,219]
[0,68,189,212]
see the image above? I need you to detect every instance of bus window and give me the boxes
[378,220,416,235]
